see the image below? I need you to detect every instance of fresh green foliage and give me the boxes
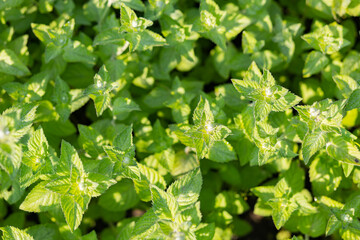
[2,0,360,239]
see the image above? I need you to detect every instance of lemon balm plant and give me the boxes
[2,0,360,239]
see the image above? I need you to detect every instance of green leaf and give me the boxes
[0,142,22,175]
[0,226,34,240]
[78,124,104,158]
[309,154,342,196]
[130,164,167,202]
[254,100,271,120]
[326,134,360,166]
[136,30,167,51]
[260,69,276,88]
[94,95,111,116]
[0,49,30,77]
[53,77,71,121]
[19,182,60,213]
[242,31,265,54]
[81,231,97,240]
[202,28,227,51]
[118,3,166,51]
[25,224,60,240]
[195,223,215,240]
[63,41,96,65]
[113,97,140,115]
[57,140,84,176]
[333,75,359,98]
[22,127,49,172]
[303,51,329,78]
[346,89,360,111]
[208,140,237,163]
[86,65,114,116]
[302,129,326,164]
[113,125,133,151]
[281,163,305,193]
[151,185,178,220]
[27,127,48,154]
[98,179,139,212]
[86,173,116,197]
[60,195,84,232]
[93,28,126,46]
[274,178,292,198]
[147,120,173,152]
[231,79,260,100]
[232,62,301,119]
[167,168,202,207]
[302,22,350,54]
[193,96,214,126]
[197,0,227,50]
[214,191,249,215]
[268,198,298,230]
[132,209,159,237]
[44,43,63,63]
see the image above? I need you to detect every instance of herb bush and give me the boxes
[2,0,360,239]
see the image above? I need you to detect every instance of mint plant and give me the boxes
[2,0,360,239]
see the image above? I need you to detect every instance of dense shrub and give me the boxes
[1,0,360,239]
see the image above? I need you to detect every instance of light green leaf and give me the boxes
[318,196,344,209]
[268,198,298,230]
[0,49,30,77]
[151,185,179,220]
[63,41,96,65]
[214,191,249,215]
[326,134,360,166]
[22,127,49,172]
[131,164,167,202]
[346,89,360,111]
[167,168,202,207]
[254,100,271,120]
[333,75,359,98]
[132,209,159,237]
[86,173,116,197]
[93,28,126,46]
[242,31,265,54]
[260,69,276,88]
[326,215,341,236]
[194,223,215,240]
[303,51,329,78]
[208,140,237,163]
[19,182,60,213]
[94,95,111,116]
[44,43,63,63]
[113,125,133,151]
[78,124,104,158]
[271,90,302,112]
[147,120,172,152]
[57,140,84,176]
[302,22,350,54]
[0,226,34,240]
[27,127,48,154]
[231,79,260,98]
[0,143,22,175]
[309,154,342,196]
[98,179,139,212]
[136,30,166,51]
[113,97,140,115]
[86,65,113,116]
[193,96,214,126]
[302,129,326,164]
[60,195,84,232]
